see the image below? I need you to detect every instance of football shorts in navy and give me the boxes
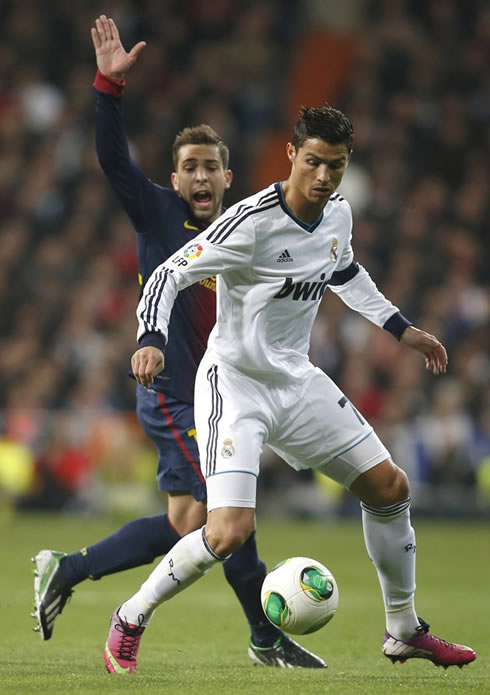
[136,384,206,502]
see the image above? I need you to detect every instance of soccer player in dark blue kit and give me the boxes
[32,14,325,669]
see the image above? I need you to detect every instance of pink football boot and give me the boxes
[104,608,145,674]
[383,618,476,669]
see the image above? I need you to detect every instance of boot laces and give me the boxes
[416,618,455,649]
[114,614,144,661]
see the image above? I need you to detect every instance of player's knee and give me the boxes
[205,525,251,557]
[395,466,410,501]
[214,530,247,556]
[377,465,410,506]
[352,459,410,507]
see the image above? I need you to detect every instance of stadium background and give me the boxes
[0,0,488,521]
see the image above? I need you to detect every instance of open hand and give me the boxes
[400,326,448,375]
[131,346,165,388]
[91,14,146,81]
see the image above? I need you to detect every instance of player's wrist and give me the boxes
[93,69,126,96]
[383,311,413,341]
[138,331,167,353]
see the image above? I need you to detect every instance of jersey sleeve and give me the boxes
[136,213,255,347]
[94,71,166,230]
[327,203,411,339]
[328,263,412,338]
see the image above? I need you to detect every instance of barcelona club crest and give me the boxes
[221,438,236,458]
[330,238,338,262]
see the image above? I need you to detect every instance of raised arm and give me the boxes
[91,15,158,228]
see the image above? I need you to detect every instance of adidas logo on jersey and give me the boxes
[276,249,294,263]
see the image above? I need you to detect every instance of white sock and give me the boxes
[119,527,220,626]
[361,499,419,640]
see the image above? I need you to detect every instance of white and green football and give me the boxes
[261,556,339,635]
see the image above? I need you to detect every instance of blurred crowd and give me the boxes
[315,0,490,516]
[0,0,488,516]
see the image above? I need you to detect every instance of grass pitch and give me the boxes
[1,513,488,694]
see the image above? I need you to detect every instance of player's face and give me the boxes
[171,144,233,223]
[286,139,350,211]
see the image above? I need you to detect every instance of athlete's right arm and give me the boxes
[91,15,156,229]
[132,213,255,386]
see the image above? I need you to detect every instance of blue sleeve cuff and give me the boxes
[328,261,360,286]
[138,331,167,352]
[383,312,412,340]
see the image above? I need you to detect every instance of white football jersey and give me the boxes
[137,183,401,378]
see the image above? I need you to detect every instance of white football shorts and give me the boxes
[194,353,390,511]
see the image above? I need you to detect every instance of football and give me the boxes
[261,556,339,635]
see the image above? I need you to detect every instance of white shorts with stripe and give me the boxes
[194,353,390,512]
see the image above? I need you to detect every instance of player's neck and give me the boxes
[193,205,224,230]
[282,181,327,225]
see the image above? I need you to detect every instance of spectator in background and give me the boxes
[0,0,487,518]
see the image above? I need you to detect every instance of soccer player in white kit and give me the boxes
[104,105,476,673]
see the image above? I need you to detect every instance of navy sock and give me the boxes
[60,514,181,587]
[223,530,281,647]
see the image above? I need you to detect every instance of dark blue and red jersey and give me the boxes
[94,72,216,404]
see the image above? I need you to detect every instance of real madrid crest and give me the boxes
[221,438,235,458]
[330,238,338,262]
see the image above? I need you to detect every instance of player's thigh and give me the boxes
[317,430,389,490]
[194,357,268,510]
[270,366,388,487]
[136,385,206,502]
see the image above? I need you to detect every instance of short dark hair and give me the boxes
[172,124,229,169]
[292,105,354,152]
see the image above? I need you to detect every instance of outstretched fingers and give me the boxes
[94,15,111,44]
[99,14,111,41]
[91,26,101,49]
[129,41,147,60]
[94,18,104,44]
[108,17,119,41]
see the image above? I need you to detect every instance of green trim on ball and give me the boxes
[300,567,334,601]
[263,591,289,628]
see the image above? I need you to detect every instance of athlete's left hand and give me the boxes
[131,346,165,388]
[400,326,448,375]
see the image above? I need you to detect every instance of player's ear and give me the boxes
[286,142,296,164]
[224,169,233,189]
[171,172,179,193]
